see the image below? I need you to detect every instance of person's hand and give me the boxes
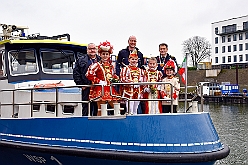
[82,87,86,90]
[144,88,150,93]
[157,85,161,90]
[99,80,107,85]
[163,96,169,99]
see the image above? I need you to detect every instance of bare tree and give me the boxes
[182,36,211,68]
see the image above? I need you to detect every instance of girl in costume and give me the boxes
[160,60,180,113]
[86,41,119,115]
[120,50,145,115]
[143,57,163,114]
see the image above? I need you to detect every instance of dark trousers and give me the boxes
[81,88,98,116]
[162,105,177,113]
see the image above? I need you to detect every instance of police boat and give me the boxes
[0,24,229,165]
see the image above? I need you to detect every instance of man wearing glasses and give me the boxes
[73,43,101,116]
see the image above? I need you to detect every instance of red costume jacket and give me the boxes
[120,65,145,99]
[86,62,118,101]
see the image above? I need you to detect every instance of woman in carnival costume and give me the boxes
[86,41,119,115]
[120,50,145,115]
[143,57,163,114]
[160,60,180,113]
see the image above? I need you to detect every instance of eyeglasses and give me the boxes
[88,47,96,50]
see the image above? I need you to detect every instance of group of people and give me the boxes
[73,36,180,116]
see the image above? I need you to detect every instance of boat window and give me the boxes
[40,49,75,74]
[8,49,38,75]
[0,50,5,78]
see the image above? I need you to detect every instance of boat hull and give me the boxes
[0,113,229,164]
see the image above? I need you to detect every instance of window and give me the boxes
[215,47,218,54]
[215,37,218,44]
[222,46,225,53]
[239,44,243,51]
[222,56,225,63]
[239,33,243,40]
[228,46,231,52]
[215,27,218,34]
[40,49,75,74]
[228,35,231,42]
[228,56,231,62]
[222,36,225,43]
[215,57,218,63]
[246,43,248,50]
[244,21,248,30]
[246,32,248,39]
[233,34,237,41]
[8,49,38,75]
[233,55,237,62]
[239,55,243,62]
[246,54,248,61]
[233,45,237,51]
[222,24,236,33]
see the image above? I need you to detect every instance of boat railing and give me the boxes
[0,85,100,118]
[111,82,175,114]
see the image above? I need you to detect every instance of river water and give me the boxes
[179,103,248,165]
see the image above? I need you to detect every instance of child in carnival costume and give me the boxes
[143,57,163,114]
[160,60,180,113]
[86,41,119,115]
[120,50,145,115]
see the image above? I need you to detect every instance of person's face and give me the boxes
[100,51,110,62]
[128,36,137,49]
[159,45,168,57]
[87,44,97,57]
[148,60,157,70]
[128,57,138,66]
[165,68,174,76]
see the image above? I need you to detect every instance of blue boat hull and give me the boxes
[0,113,229,164]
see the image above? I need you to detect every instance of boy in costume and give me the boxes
[120,50,145,115]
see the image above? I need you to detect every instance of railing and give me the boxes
[111,82,175,113]
[0,82,203,118]
[0,84,104,118]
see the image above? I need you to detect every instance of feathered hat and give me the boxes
[129,49,138,58]
[164,60,175,71]
[98,40,113,54]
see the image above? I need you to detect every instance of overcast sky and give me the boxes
[1,0,248,63]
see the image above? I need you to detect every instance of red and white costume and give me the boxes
[86,42,118,102]
[160,60,180,106]
[143,68,163,114]
[120,51,145,115]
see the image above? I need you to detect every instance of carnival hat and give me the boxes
[164,60,175,71]
[98,41,113,54]
[129,49,138,58]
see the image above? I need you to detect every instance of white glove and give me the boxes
[163,96,169,99]
[99,80,107,85]
[157,85,161,90]
[144,88,150,93]
[134,85,140,88]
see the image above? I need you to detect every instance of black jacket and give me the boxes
[116,47,144,76]
[156,54,178,77]
[73,54,101,85]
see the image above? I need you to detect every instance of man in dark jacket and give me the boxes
[73,43,101,116]
[116,36,144,76]
[156,43,178,77]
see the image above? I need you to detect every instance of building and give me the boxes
[211,15,248,69]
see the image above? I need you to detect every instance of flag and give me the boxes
[178,58,186,84]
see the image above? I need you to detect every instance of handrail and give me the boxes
[111,82,175,114]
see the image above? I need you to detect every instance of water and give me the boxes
[179,103,248,165]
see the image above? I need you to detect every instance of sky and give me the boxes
[1,0,248,63]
